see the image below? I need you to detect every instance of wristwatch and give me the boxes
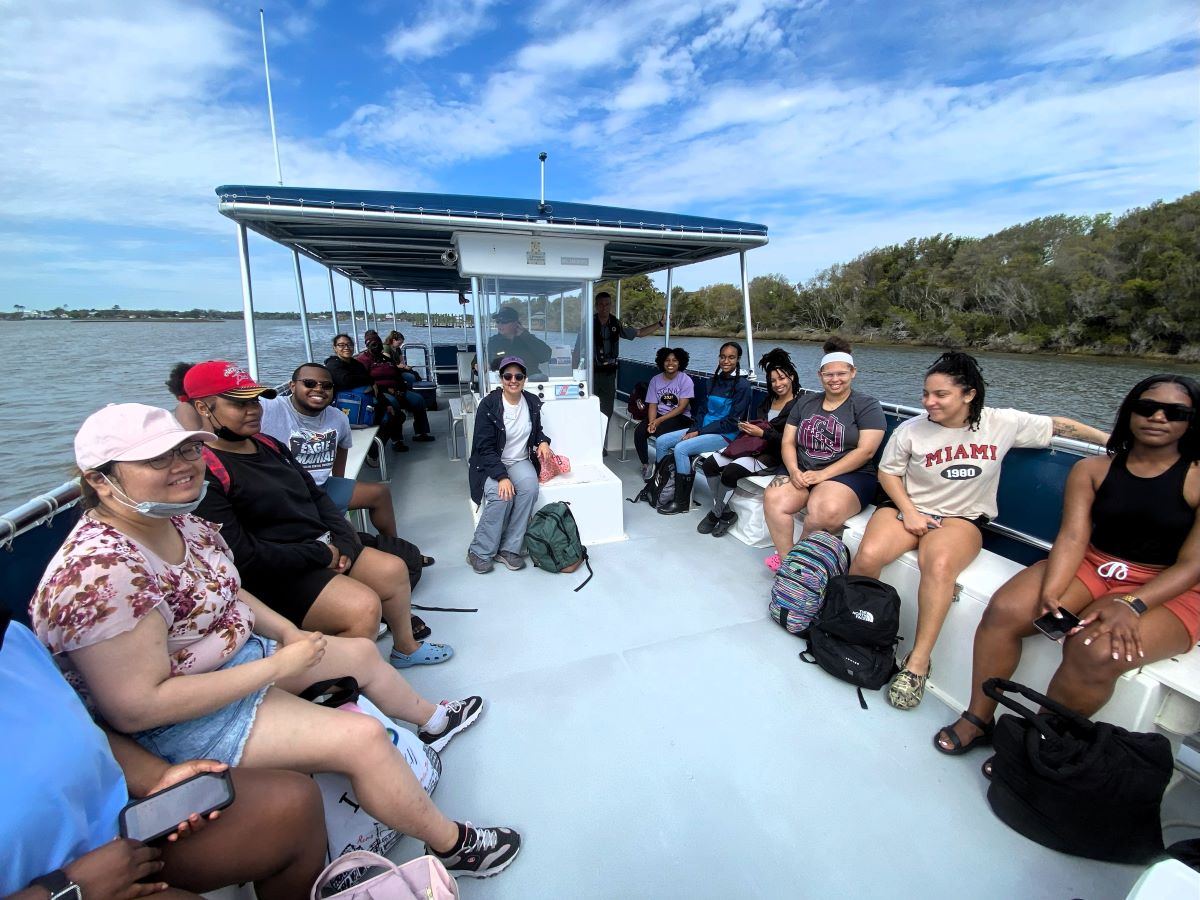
[1116,594,1147,616]
[30,871,82,899]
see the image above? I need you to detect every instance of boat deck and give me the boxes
[370,432,1158,899]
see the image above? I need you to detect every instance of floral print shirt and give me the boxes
[30,514,253,676]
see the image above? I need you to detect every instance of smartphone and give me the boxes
[896,512,942,527]
[119,769,235,843]
[1033,607,1082,642]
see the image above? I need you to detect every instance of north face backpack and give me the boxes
[768,532,849,635]
[523,501,594,591]
[627,382,650,421]
[801,574,901,708]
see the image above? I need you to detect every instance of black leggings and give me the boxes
[699,454,756,487]
[634,416,691,464]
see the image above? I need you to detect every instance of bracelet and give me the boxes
[1112,594,1146,616]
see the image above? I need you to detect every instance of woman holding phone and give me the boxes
[849,352,1107,711]
[934,375,1200,765]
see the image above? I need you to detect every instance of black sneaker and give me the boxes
[696,511,718,534]
[414,433,436,442]
[418,696,484,751]
[429,823,521,878]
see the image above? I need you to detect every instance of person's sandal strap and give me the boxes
[960,709,993,735]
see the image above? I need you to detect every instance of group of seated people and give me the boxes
[625,336,1199,754]
[6,356,521,899]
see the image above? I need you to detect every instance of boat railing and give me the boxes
[0,480,82,550]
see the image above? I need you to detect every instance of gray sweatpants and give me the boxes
[468,458,539,558]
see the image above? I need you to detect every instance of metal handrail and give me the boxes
[0,480,82,550]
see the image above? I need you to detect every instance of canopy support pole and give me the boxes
[663,268,673,347]
[291,250,314,363]
[615,279,622,318]
[585,280,595,396]
[347,278,360,346]
[391,291,398,331]
[235,223,260,380]
[739,251,756,381]
[559,291,565,338]
[369,289,379,333]
[327,269,340,335]
[424,292,434,367]
[471,276,486,394]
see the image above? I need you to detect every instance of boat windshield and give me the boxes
[476,276,590,394]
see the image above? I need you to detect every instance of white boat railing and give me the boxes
[0,481,82,550]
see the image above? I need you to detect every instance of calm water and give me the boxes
[2,318,1198,513]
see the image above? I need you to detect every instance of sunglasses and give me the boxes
[143,441,205,469]
[299,379,335,390]
[1131,399,1194,422]
[501,372,526,382]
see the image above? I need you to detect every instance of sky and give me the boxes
[0,0,1196,317]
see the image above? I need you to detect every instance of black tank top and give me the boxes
[1090,454,1195,566]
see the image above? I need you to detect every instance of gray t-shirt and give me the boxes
[258,396,352,486]
[785,391,886,474]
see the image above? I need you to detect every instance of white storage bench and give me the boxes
[538,398,626,545]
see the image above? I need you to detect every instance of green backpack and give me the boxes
[523,501,593,591]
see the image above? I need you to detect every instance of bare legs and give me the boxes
[350,482,398,538]
[302,547,421,654]
[764,479,863,556]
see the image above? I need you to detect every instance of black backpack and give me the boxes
[629,454,674,506]
[801,575,900,708]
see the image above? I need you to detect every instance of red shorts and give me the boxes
[1074,546,1200,644]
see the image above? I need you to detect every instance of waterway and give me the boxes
[2,318,1198,513]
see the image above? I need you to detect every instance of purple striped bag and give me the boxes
[768,532,849,635]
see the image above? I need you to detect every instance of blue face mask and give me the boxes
[102,476,208,519]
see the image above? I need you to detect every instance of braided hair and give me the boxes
[759,347,800,396]
[926,351,986,430]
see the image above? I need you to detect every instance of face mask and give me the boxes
[204,405,246,442]
[103,476,208,518]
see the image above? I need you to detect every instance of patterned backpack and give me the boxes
[768,532,850,635]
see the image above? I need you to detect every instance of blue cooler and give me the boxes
[334,388,376,426]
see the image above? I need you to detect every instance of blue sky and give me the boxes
[1,0,1196,316]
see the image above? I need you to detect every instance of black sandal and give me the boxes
[933,710,994,756]
[411,615,431,641]
[421,555,435,568]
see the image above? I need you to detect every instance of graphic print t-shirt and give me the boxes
[786,391,886,474]
[258,396,352,486]
[878,406,1052,519]
[646,372,695,418]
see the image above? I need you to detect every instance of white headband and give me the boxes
[820,351,854,369]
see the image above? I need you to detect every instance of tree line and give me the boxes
[606,192,1200,360]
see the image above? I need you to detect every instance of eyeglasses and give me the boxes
[501,372,526,382]
[299,379,335,390]
[333,342,353,349]
[1131,399,1194,422]
[142,441,205,469]
[820,369,852,381]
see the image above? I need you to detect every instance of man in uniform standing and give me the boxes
[584,291,663,452]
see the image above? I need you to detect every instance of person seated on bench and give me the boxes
[486,306,552,372]
[697,347,800,538]
[1,610,326,900]
[179,364,452,669]
[848,351,1109,711]
[763,337,885,570]
[934,374,1200,770]
[634,346,694,480]
[466,356,553,575]
[384,330,421,389]
[324,334,410,454]
[30,402,521,880]
[358,330,435,443]
[257,362,401,539]
[654,341,753,516]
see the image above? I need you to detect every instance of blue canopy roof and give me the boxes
[215,185,768,293]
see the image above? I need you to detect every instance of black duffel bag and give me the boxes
[983,677,1172,864]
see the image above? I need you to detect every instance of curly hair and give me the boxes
[759,347,800,395]
[925,351,987,430]
[654,346,690,372]
[1107,374,1200,460]
[165,362,194,402]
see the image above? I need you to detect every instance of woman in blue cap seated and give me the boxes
[466,356,554,574]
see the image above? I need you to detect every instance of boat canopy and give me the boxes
[215,185,768,293]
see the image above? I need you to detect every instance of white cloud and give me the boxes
[385,0,498,63]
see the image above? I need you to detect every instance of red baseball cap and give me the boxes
[182,361,277,401]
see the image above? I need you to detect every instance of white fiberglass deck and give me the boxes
[372,436,1154,899]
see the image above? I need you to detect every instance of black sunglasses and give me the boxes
[501,372,526,382]
[299,379,335,390]
[1131,399,1194,422]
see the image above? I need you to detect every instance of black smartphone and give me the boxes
[1033,607,1082,641]
[118,769,235,843]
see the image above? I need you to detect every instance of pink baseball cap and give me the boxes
[75,403,216,470]
[182,360,277,401]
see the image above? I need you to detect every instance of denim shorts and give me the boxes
[133,634,275,766]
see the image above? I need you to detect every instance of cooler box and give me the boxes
[334,388,376,426]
